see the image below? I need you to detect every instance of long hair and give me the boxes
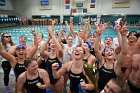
[1,32,15,48]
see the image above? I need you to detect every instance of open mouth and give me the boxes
[108,54,112,56]
[18,54,24,58]
[75,53,80,56]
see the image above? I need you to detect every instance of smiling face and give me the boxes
[50,40,56,50]
[104,48,115,60]
[78,29,84,37]
[60,29,65,36]
[67,35,73,45]
[16,48,26,58]
[2,33,11,43]
[37,33,43,42]
[74,47,84,60]
[105,37,113,46]
[19,36,27,44]
[127,32,138,42]
[26,60,38,74]
[89,35,96,44]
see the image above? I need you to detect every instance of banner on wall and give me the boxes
[0,0,6,6]
[90,0,95,3]
[65,0,70,4]
[38,0,52,10]
[90,0,95,8]
[65,5,70,9]
[112,0,130,8]
[65,0,70,9]
[71,0,88,13]
[83,8,87,13]
[0,0,13,10]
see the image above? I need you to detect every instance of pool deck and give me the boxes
[0,66,15,93]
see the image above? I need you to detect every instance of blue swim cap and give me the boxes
[19,34,27,38]
[105,36,113,41]
[16,44,26,50]
[85,42,92,50]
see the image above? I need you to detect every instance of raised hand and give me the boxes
[31,30,36,36]
[96,26,103,37]
[94,22,99,27]
[52,20,56,25]
[48,26,54,36]
[120,25,128,36]
[115,24,121,32]
[70,16,73,20]
[48,26,52,32]
[65,21,68,25]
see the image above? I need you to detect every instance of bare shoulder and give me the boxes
[38,68,47,74]
[90,54,96,60]
[17,72,26,82]
[65,61,73,66]
[64,61,73,70]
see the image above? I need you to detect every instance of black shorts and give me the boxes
[128,80,140,93]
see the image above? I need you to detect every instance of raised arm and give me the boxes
[87,18,92,38]
[26,30,38,58]
[51,20,55,31]
[65,21,71,36]
[8,45,17,55]
[115,25,128,78]
[0,42,16,67]
[48,26,63,58]
[70,17,77,38]
[94,27,104,65]
[40,32,51,58]
[115,24,122,46]
[52,62,68,79]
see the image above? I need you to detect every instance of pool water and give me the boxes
[0,25,140,45]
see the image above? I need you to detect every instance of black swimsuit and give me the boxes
[45,56,62,85]
[68,62,87,93]
[14,62,26,81]
[24,70,46,93]
[128,80,140,93]
[98,63,117,91]
[90,48,96,57]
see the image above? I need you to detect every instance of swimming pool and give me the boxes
[0,25,140,45]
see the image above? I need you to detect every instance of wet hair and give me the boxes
[66,34,73,39]
[19,34,27,39]
[110,78,125,93]
[15,44,26,50]
[24,58,36,67]
[1,32,15,48]
[127,31,139,38]
[102,47,114,57]
[75,46,85,54]
[84,42,92,50]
